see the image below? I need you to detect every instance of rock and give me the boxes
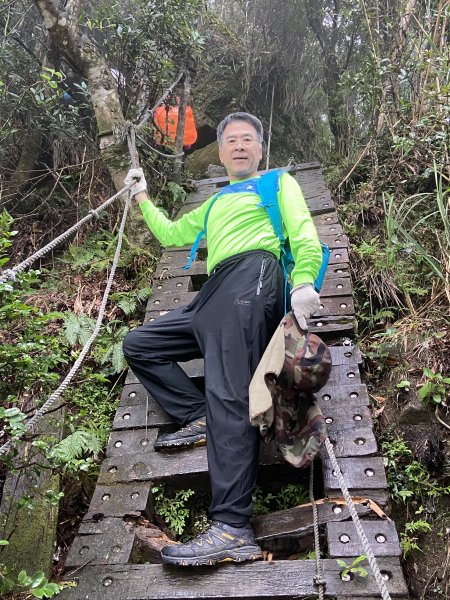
[206,164,227,177]
[398,396,429,425]
[185,141,221,178]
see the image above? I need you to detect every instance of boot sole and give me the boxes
[161,545,263,566]
[154,434,206,451]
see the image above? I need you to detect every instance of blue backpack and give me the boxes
[183,169,330,312]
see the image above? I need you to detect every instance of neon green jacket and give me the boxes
[139,172,322,287]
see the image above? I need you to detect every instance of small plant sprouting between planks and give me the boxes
[337,555,368,580]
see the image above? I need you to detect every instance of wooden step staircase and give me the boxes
[59,163,410,599]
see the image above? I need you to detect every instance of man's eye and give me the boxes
[226,138,236,144]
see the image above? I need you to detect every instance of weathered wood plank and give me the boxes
[107,429,158,458]
[113,401,170,430]
[97,446,209,485]
[323,262,351,279]
[322,457,388,492]
[59,558,408,598]
[316,222,344,236]
[146,293,355,319]
[308,315,355,336]
[86,482,153,519]
[151,277,192,294]
[319,233,349,249]
[320,429,378,458]
[146,291,197,311]
[313,211,340,226]
[64,518,135,569]
[329,345,362,365]
[329,247,349,264]
[0,402,65,578]
[320,277,352,297]
[317,383,370,408]
[322,404,372,432]
[252,501,373,542]
[327,520,401,557]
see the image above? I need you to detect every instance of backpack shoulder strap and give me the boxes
[255,169,287,243]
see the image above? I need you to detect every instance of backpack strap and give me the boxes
[255,170,287,241]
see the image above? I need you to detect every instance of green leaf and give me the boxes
[336,559,348,568]
[30,571,47,588]
[18,570,32,586]
[0,539,9,545]
[351,554,367,566]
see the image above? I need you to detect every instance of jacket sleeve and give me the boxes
[139,198,209,247]
[277,172,322,287]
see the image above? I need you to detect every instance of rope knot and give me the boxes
[313,575,326,587]
[88,208,100,219]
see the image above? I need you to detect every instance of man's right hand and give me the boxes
[125,167,147,198]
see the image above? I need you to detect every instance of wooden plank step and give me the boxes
[59,558,408,598]
[252,501,374,542]
[86,482,152,519]
[319,429,378,458]
[327,520,401,558]
[146,293,355,320]
[64,518,135,569]
[317,383,370,408]
[322,457,388,506]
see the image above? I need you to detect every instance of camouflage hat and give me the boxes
[281,311,332,393]
[249,311,332,468]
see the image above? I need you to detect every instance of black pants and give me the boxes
[123,250,284,525]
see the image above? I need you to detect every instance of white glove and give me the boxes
[124,167,147,197]
[290,284,320,331]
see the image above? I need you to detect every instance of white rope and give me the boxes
[325,437,392,600]
[309,462,326,599]
[0,189,132,457]
[0,182,134,285]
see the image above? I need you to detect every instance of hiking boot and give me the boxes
[160,521,263,566]
[154,417,206,450]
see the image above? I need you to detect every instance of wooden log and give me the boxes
[316,277,352,297]
[192,162,322,187]
[58,558,408,598]
[319,234,349,249]
[327,520,401,558]
[314,212,340,226]
[0,402,65,579]
[316,223,344,236]
[322,405,372,432]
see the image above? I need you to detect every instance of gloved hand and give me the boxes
[290,283,320,331]
[124,167,147,197]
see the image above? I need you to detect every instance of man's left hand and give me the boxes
[290,284,320,331]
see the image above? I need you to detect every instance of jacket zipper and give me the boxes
[256,258,267,296]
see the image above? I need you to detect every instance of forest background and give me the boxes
[0,0,449,598]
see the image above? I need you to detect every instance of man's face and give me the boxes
[218,120,263,180]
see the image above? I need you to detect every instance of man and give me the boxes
[123,112,322,566]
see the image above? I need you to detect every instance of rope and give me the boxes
[0,190,132,457]
[0,132,139,457]
[325,437,392,600]
[0,182,134,285]
[309,461,326,599]
[136,71,185,130]
[136,132,184,159]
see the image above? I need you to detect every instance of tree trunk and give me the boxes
[34,0,130,192]
[172,71,190,184]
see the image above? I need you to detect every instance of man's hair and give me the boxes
[217,112,264,145]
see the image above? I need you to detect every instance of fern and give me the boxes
[50,428,102,464]
[63,313,95,346]
[111,287,153,316]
